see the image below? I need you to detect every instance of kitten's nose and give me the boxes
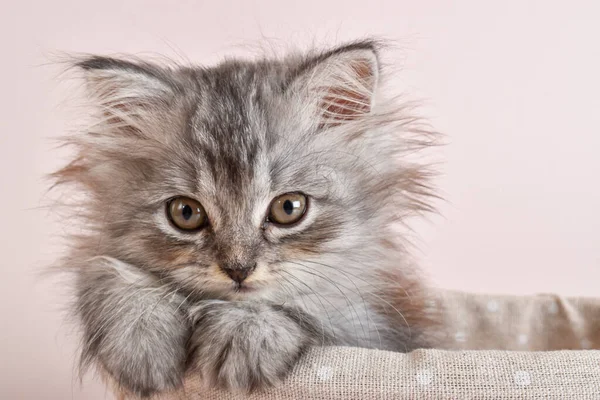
[221,262,256,284]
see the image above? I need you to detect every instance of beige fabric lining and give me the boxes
[130,290,600,399]
[183,347,600,399]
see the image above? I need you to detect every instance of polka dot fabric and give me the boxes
[433,290,600,352]
[138,291,600,399]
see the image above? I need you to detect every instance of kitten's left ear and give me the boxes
[74,56,178,135]
[291,41,380,126]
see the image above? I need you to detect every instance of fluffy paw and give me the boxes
[188,301,318,392]
[93,298,190,397]
[78,264,191,398]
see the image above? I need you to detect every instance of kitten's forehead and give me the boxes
[179,63,284,223]
[180,64,332,207]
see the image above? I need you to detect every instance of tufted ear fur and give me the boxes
[291,41,380,127]
[75,56,178,137]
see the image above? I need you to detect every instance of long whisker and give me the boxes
[125,270,208,336]
[296,260,410,350]
[301,257,413,304]
[273,270,328,345]
[293,262,383,349]
[271,271,298,303]
[287,262,381,348]
[286,261,369,345]
[276,269,339,343]
[175,285,199,314]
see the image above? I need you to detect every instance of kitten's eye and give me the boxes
[167,197,208,231]
[268,193,308,225]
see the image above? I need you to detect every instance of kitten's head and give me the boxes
[56,40,436,300]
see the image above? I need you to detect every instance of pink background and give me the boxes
[1,1,599,399]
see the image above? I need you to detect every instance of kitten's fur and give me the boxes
[53,40,439,397]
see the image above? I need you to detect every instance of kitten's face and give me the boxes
[62,43,431,301]
[132,80,355,300]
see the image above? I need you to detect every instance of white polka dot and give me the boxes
[316,366,332,381]
[454,331,466,342]
[514,371,531,386]
[581,338,592,349]
[547,302,559,314]
[486,300,499,312]
[518,334,529,345]
[416,369,433,386]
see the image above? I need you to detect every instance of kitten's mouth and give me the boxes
[233,283,256,293]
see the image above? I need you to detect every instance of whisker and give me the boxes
[302,257,413,304]
[287,262,381,348]
[286,261,368,342]
[273,270,328,345]
[294,261,384,349]
[296,260,410,350]
[276,269,338,343]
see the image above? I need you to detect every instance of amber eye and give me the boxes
[268,193,308,225]
[167,197,208,231]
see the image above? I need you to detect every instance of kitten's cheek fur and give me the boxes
[188,301,322,392]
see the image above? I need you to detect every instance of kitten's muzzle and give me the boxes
[220,262,257,284]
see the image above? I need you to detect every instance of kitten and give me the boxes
[53,40,440,397]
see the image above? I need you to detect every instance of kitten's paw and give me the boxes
[97,330,187,398]
[77,259,192,398]
[189,302,318,392]
[90,297,190,397]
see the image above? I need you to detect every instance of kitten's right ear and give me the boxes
[288,40,380,128]
[74,56,177,134]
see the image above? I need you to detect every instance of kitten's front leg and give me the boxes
[76,258,190,397]
[189,301,323,391]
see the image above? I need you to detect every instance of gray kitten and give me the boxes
[53,40,440,397]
